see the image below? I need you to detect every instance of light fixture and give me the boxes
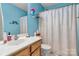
[30,8,36,16]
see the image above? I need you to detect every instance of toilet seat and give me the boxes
[41,44,51,50]
[41,44,51,56]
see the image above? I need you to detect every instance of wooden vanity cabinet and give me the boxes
[11,40,41,56]
[31,46,41,56]
[15,46,30,56]
[30,40,41,56]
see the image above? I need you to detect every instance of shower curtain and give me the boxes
[39,4,77,56]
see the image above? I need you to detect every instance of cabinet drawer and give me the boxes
[31,47,41,56]
[31,40,41,53]
[15,46,30,56]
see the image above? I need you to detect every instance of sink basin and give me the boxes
[6,39,25,46]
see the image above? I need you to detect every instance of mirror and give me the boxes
[1,3,40,41]
[0,4,3,41]
[2,3,27,35]
[1,3,27,40]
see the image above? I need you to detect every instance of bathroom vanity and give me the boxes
[10,39,41,56]
[0,36,41,56]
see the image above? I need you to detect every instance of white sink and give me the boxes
[6,39,25,46]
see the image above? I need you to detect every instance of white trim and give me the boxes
[0,4,4,41]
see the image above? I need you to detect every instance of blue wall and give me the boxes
[1,3,27,35]
[27,3,45,36]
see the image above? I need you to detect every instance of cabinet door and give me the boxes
[31,47,41,56]
[31,40,41,53]
[15,46,30,56]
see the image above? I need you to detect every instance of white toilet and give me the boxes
[41,44,51,56]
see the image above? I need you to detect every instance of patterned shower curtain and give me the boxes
[39,4,77,56]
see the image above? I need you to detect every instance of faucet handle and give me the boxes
[15,35,18,40]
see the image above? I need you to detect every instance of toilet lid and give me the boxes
[41,44,51,50]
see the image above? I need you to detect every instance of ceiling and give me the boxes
[13,3,28,12]
[13,3,56,12]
